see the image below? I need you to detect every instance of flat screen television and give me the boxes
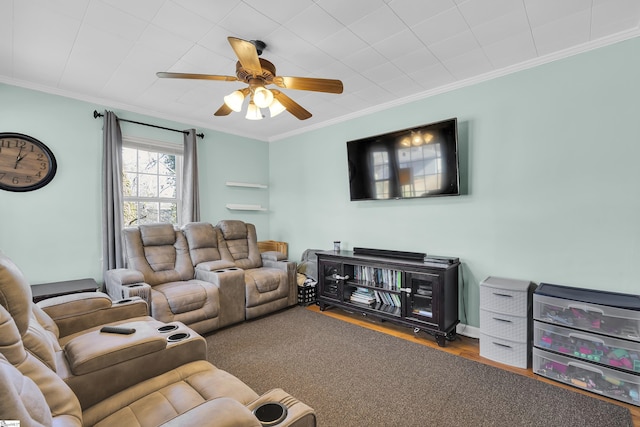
[347,118,460,201]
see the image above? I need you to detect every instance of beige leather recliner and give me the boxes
[0,251,207,410]
[0,302,315,427]
[216,220,297,319]
[0,299,317,426]
[105,223,221,334]
[0,252,317,426]
[183,221,246,328]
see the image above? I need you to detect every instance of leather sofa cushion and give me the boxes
[160,397,260,427]
[0,305,83,424]
[0,354,56,426]
[143,246,179,272]
[83,360,260,427]
[64,327,167,375]
[139,223,176,246]
[244,269,288,308]
[246,269,282,293]
[154,281,208,314]
[0,251,36,335]
[217,220,248,240]
[183,222,225,266]
[23,311,61,372]
[195,260,236,272]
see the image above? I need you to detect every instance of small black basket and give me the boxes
[297,284,316,306]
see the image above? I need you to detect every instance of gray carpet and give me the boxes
[206,306,632,427]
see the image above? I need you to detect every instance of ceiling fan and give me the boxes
[156,37,344,121]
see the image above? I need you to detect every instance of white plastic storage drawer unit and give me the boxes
[479,276,535,369]
[534,322,640,375]
[534,290,640,342]
[533,282,640,406]
[533,348,640,406]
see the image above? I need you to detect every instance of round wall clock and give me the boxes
[0,133,57,192]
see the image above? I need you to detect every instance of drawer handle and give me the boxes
[567,303,604,315]
[493,342,512,349]
[493,317,512,323]
[493,293,513,298]
[567,361,604,375]
[568,332,604,345]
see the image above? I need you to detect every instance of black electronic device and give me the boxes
[353,247,425,261]
[100,326,136,335]
[347,118,460,201]
[424,255,460,265]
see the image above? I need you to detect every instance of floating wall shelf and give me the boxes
[225,204,267,211]
[225,181,268,189]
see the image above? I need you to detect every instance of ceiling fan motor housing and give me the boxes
[235,58,276,84]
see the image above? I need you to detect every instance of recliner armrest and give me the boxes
[104,268,152,307]
[160,397,261,427]
[64,326,166,375]
[261,251,287,262]
[260,259,298,307]
[37,292,149,339]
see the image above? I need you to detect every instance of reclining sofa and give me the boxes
[0,251,316,426]
[105,220,296,334]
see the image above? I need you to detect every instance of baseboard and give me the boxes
[456,323,479,339]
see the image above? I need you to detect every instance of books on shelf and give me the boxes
[353,266,402,291]
[348,266,407,308]
[350,288,376,305]
[412,308,433,318]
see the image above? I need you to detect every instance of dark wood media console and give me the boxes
[317,249,460,347]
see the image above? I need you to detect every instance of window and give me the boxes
[122,137,182,226]
[371,149,390,198]
[397,143,443,197]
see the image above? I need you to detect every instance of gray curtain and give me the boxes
[102,111,125,273]
[182,129,200,223]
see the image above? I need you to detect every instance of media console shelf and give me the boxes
[317,249,460,347]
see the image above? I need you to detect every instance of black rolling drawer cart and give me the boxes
[533,283,640,406]
[316,249,459,347]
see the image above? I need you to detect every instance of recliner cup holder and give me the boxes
[127,283,143,287]
[116,299,132,304]
[157,325,179,333]
[167,332,190,342]
[214,267,241,273]
[253,402,288,426]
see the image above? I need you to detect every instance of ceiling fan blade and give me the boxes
[272,90,312,120]
[156,72,237,82]
[273,76,343,94]
[227,37,262,76]
[214,103,233,116]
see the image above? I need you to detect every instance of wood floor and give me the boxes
[307,304,640,426]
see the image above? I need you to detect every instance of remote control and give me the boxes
[100,326,136,335]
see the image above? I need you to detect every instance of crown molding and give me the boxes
[2,28,638,144]
[267,28,640,142]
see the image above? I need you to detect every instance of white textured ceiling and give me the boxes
[1,0,639,141]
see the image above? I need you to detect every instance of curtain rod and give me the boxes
[93,110,204,139]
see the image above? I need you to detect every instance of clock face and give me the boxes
[0,133,57,192]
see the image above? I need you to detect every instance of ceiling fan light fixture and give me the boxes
[253,86,274,108]
[268,98,286,117]
[224,90,245,112]
[246,101,263,120]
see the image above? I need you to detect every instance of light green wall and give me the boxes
[269,37,640,327]
[2,37,639,329]
[0,83,268,285]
